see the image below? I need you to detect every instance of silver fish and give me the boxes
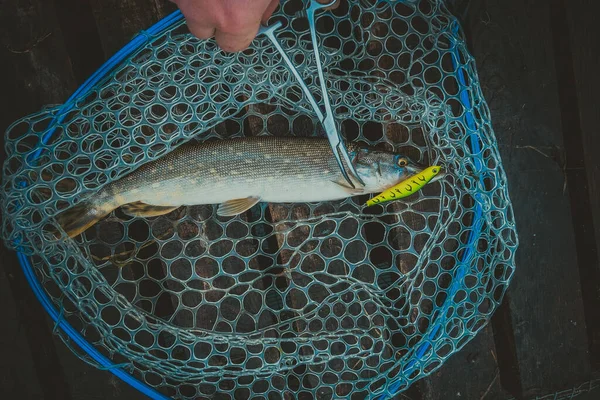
[56,136,423,238]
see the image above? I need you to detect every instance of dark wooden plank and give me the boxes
[564,0,600,268]
[490,295,523,397]
[561,0,600,368]
[0,1,79,399]
[53,0,106,84]
[0,249,83,400]
[0,253,45,399]
[423,326,505,400]
[0,1,155,398]
[463,0,592,396]
[503,371,600,400]
[564,0,600,282]
[576,389,600,400]
[51,340,145,400]
[0,2,77,119]
[88,0,177,56]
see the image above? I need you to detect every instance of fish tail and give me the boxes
[54,198,115,238]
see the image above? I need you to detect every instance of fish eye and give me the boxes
[397,157,408,167]
[432,168,439,173]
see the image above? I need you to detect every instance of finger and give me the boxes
[188,23,216,40]
[261,0,280,24]
[174,0,217,39]
[214,23,260,52]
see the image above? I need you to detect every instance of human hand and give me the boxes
[173,0,340,52]
[172,0,280,52]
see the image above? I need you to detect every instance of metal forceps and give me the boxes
[258,0,365,188]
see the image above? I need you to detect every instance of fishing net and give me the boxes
[1,0,518,398]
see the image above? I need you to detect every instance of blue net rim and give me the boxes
[13,8,486,400]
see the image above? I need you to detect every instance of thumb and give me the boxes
[215,23,261,53]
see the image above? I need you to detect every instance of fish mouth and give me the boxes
[430,168,446,183]
[406,164,424,176]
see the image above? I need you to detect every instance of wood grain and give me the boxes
[0,0,77,398]
[0,250,50,398]
[88,0,176,56]
[0,0,145,398]
[467,0,591,396]
[560,0,600,368]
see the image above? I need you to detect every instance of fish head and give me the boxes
[352,147,425,191]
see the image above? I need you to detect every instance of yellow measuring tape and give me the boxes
[365,166,442,207]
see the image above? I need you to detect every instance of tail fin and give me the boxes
[54,199,113,238]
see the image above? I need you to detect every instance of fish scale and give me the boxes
[104,136,418,205]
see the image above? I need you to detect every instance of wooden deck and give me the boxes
[1,0,599,399]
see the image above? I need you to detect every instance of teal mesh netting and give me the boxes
[1,0,518,398]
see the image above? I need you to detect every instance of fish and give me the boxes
[55,136,424,238]
[364,165,443,207]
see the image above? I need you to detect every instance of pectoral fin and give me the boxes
[331,180,364,195]
[121,201,178,217]
[217,197,261,217]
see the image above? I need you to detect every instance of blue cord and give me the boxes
[17,10,184,400]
